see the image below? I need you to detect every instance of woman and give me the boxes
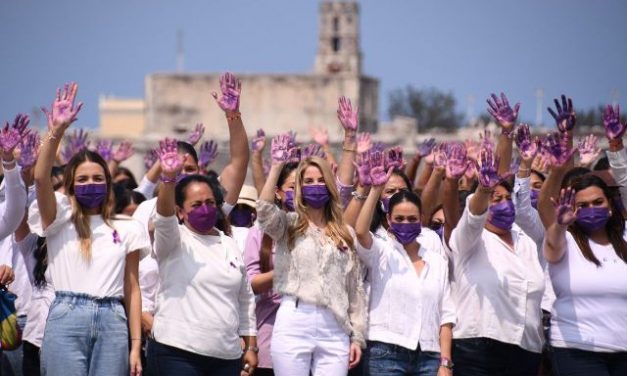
[147,138,257,375]
[258,134,367,376]
[544,175,627,375]
[354,162,454,376]
[448,147,545,376]
[243,161,298,376]
[29,83,147,376]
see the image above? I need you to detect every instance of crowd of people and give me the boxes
[0,73,625,376]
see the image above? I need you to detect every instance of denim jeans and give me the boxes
[147,340,240,376]
[453,337,541,376]
[364,340,440,376]
[551,347,627,376]
[40,292,129,376]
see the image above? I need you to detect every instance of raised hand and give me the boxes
[288,146,302,163]
[303,143,325,159]
[384,146,404,170]
[464,139,481,161]
[96,139,114,162]
[552,187,576,226]
[199,140,219,170]
[251,128,266,152]
[0,114,31,155]
[445,143,468,180]
[602,104,626,140]
[480,129,495,151]
[369,151,392,186]
[337,96,358,134]
[357,132,372,154]
[310,127,329,146]
[514,124,540,162]
[157,138,184,176]
[354,150,373,186]
[540,132,577,167]
[577,134,601,166]
[41,82,83,134]
[478,147,503,189]
[187,123,205,146]
[262,158,271,175]
[144,148,159,171]
[287,131,298,149]
[416,138,436,157]
[270,134,291,164]
[547,95,576,133]
[113,141,134,163]
[531,154,549,175]
[62,129,90,163]
[212,72,241,113]
[486,92,520,129]
[432,143,448,170]
[17,132,40,168]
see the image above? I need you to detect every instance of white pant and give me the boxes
[271,296,349,376]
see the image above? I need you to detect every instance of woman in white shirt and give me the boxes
[544,174,627,375]
[30,83,147,376]
[258,134,367,376]
[448,147,545,376]
[354,162,454,376]
[147,138,257,376]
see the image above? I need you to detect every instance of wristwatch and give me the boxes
[440,357,454,369]
[246,345,259,353]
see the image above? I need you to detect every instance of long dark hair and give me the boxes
[569,175,627,266]
[34,237,48,289]
[175,174,231,236]
[370,169,412,232]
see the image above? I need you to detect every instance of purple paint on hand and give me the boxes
[0,113,31,153]
[212,72,241,113]
[17,132,40,168]
[337,96,359,133]
[547,95,576,133]
[270,134,291,164]
[113,141,134,163]
[354,150,373,186]
[158,138,183,175]
[251,128,266,152]
[444,142,468,180]
[199,140,219,170]
[416,138,436,157]
[187,123,205,146]
[514,124,540,162]
[602,104,626,140]
[96,139,114,162]
[144,148,159,171]
[384,146,404,170]
[486,92,520,128]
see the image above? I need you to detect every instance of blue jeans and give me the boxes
[551,347,627,376]
[147,340,240,376]
[364,340,440,376]
[453,337,541,376]
[40,292,129,376]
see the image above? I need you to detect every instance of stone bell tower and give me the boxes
[314,1,362,76]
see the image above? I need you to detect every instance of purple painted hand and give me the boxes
[113,141,134,163]
[288,146,302,163]
[384,146,404,170]
[514,124,540,162]
[369,151,392,186]
[357,132,372,154]
[287,131,298,149]
[41,82,83,132]
[270,134,291,164]
[602,104,626,140]
[552,187,576,226]
[187,123,205,146]
[354,150,373,186]
[540,132,577,167]
[262,158,271,175]
[432,143,448,170]
[547,95,576,133]
[486,92,520,129]
[144,148,159,171]
[445,143,468,180]
[96,139,114,161]
[0,114,31,154]
[62,129,90,163]
[577,134,601,166]
[212,72,241,113]
[303,143,325,159]
[337,96,358,133]
[251,128,266,152]
[480,129,495,151]
[158,138,184,175]
[310,127,329,146]
[199,140,219,170]
[478,147,503,189]
[17,132,40,168]
[416,138,436,157]
[465,139,481,161]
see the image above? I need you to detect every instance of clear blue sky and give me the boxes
[1,0,626,130]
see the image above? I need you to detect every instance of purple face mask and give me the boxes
[430,224,444,239]
[186,204,218,233]
[488,200,516,231]
[302,185,330,209]
[74,184,107,209]
[576,207,610,233]
[390,222,422,245]
[284,190,295,212]
[229,207,254,227]
[380,197,390,213]
[530,189,539,209]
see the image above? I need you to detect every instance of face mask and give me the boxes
[488,200,516,231]
[230,207,254,227]
[284,190,295,212]
[380,197,390,213]
[302,185,330,209]
[74,184,107,209]
[186,204,218,233]
[576,207,610,233]
[430,224,444,239]
[530,189,539,209]
[390,222,422,245]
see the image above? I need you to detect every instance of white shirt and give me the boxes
[231,225,251,255]
[0,166,26,239]
[134,176,158,200]
[548,230,627,352]
[28,192,151,298]
[139,255,159,314]
[448,198,546,353]
[607,147,627,210]
[152,213,256,359]
[356,231,455,352]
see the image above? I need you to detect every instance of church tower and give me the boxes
[314,1,361,76]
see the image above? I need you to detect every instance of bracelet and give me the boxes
[131,338,142,341]
[351,191,367,201]
[226,112,241,121]
[501,127,515,139]
[1,159,15,167]
[440,356,454,369]
[245,345,259,353]
[160,175,177,184]
[342,147,357,152]
[518,167,530,172]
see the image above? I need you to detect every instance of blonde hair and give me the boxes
[63,150,116,261]
[288,156,354,251]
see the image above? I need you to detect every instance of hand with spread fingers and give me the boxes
[144,148,159,171]
[384,146,404,170]
[41,82,83,134]
[0,113,31,158]
[158,138,184,178]
[187,123,205,146]
[577,134,601,167]
[445,143,468,180]
[486,92,520,130]
[547,95,576,133]
[311,127,329,147]
[199,140,219,171]
[515,124,541,163]
[552,187,577,226]
[357,132,372,154]
[62,129,90,163]
[303,143,325,159]
[416,138,436,158]
[540,132,577,167]
[602,104,626,140]
[354,150,373,186]
[17,132,40,168]
[251,128,266,153]
[212,72,242,114]
[478,146,506,189]
[370,150,393,187]
[96,139,114,162]
[113,141,134,163]
[270,134,291,165]
[337,96,359,135]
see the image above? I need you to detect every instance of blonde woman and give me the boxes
[29,83,148,376]
[257,134,367,376]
